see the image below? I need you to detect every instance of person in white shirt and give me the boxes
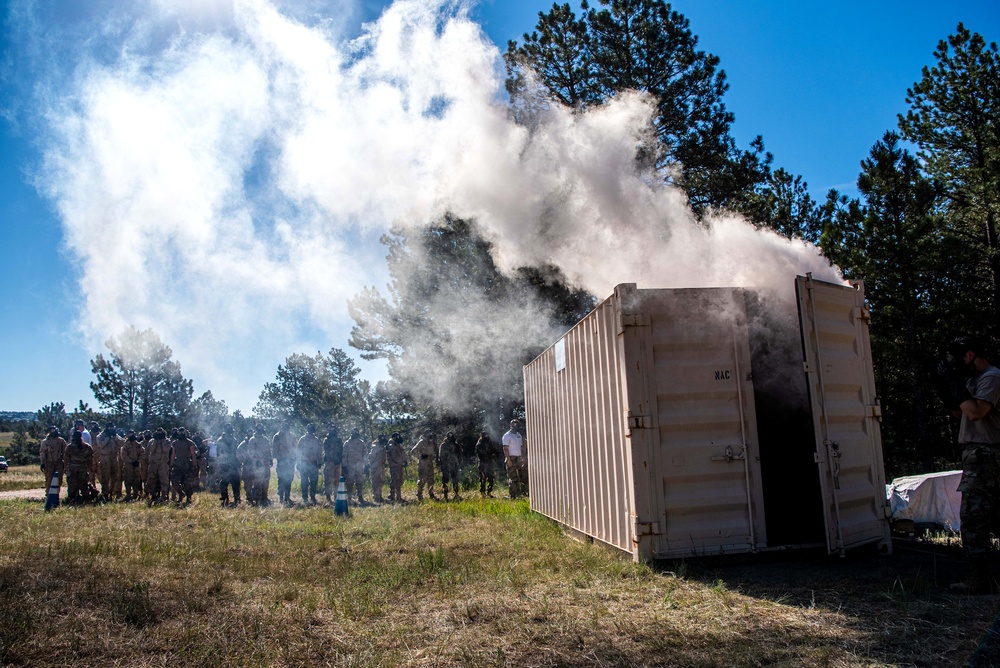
[502,419,527,499]
[74,419,92,446]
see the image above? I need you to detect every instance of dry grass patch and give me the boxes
[0,465,46,492]
[0,490,997,667]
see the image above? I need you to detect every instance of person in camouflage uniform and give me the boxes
[94,422,122,501]
[247,424,273,506]
[438,432,462,501]
[410,430,438,501]
[40,426,68,494]
[323,426,344,504]
[368,434,388,503]
[170,429,198,504]
[215,424,241,506]
[193,433,209,491]
[145,428,172,505]
[120,430,145,501]
[63,430,94,504]
[139,430,152,497]
[475,431,499,498]
[940,336,1000,593]
[342,428,368,504]
[272,421,298,505]
[297,424,324,505]
[387,432,407,503]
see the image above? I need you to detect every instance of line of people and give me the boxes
[37,418,529,507]
[40,420,211,504]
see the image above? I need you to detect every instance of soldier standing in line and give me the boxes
[248,424,274,506]
[145,428,172,505]
[387,432,407,503]
[322,426,344,504]
[139,430,152,498]
[438,432,462,501]
[215,424,241,506]
[475,431,499,498]
[272,421,298,506]
[120,430,145,501]
[94,422,121,501]
[63,430,94,504]
[39,426,68,494]
[237,429,256,504]
[297,424,324,505]
[342,428,368,505]
[368,434,388,504]
[170,428,198,504]
[410,430,438,502]
[111,428,125,499]
[193,433,209,491]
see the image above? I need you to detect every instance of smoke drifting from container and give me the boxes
[30,0,839,411]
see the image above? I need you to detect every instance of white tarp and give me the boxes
[886,470,962,531]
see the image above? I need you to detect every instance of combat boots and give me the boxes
[950,557,995,594]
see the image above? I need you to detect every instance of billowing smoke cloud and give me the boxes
[29,0,839,411]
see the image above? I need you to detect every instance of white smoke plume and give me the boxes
[29,0,839,411]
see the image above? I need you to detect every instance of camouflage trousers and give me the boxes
[478,460,495,495]
[958,443,1000,558]
[96,456,119,498]
[66,467,89,500]
[507,456,527,498]
[43,463,63,493]
[440,464,460,496]
[389,465,405,501]
[323,462,341,499]
[416,459,436,499]
[122,462,142,499]
[299,465,320,502]
[370,467,385,502]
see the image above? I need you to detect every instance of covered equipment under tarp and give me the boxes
[886,470,962,530]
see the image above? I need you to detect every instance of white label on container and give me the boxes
[555,338,566,372]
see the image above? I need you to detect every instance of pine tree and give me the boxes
[898,24,1000,339]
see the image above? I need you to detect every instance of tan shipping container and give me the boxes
[523,276,892,562]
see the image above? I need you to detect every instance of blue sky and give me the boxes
[0,0,996,414]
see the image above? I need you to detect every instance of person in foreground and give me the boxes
[938,336,1000,594]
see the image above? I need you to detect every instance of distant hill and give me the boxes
[0,411,34,422]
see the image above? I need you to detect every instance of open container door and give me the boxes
[645,288,766,558]
[796,275,892,556]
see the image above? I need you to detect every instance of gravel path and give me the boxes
[0,488,46,501]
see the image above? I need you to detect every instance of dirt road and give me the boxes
[0,488,45,501]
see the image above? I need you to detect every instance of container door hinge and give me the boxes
[868,403,882,418]
[633,518,661,537]
[627,413,651,430]
[620,314,646,328]
[852,306,872,322]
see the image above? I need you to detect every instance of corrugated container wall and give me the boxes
[524,277,892,562]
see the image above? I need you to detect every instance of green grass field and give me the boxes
[0,478,997,667]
